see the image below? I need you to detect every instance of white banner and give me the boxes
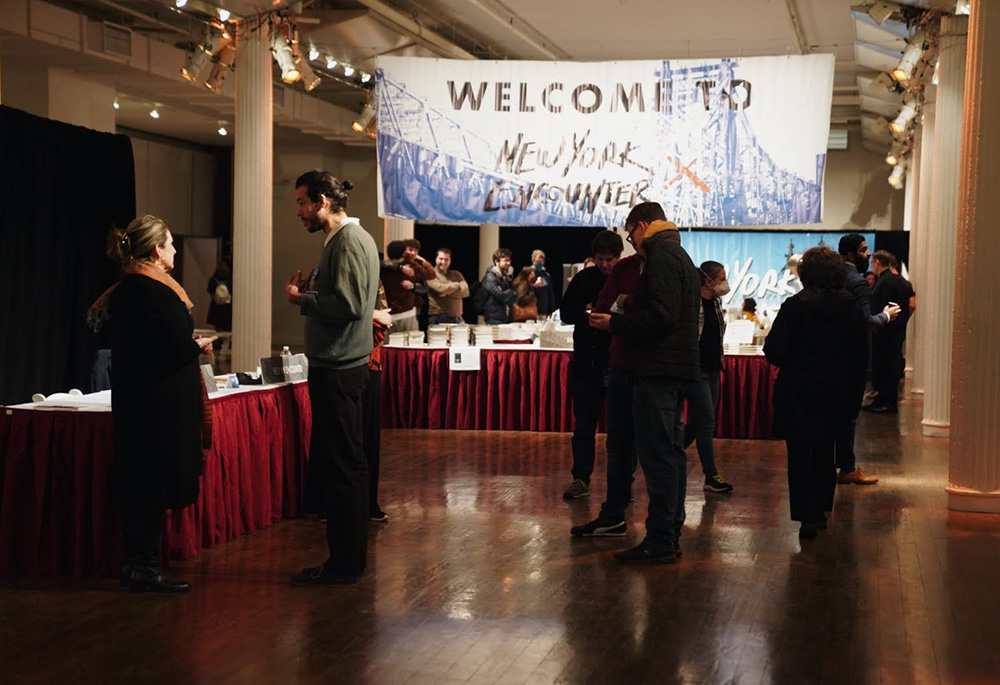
[375,55,834,227]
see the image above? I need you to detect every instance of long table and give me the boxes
[0,383,311,577]
[381,347,778,439]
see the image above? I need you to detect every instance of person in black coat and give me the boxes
[559,230,623,500]
[764,246,868,540]
[480,248,518,324]
[92,215,216,592]
[867,250,914,413]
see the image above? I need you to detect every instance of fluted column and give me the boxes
[231,19,273,371]
[921,16,968,437]
[948,0,1000,512]
[383,217,414,247]
[478,223,500,278]
[903,135,921,377]
[910,97,935,396]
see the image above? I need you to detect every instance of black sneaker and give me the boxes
[291,563,359,586]
[704,474,734,493]
[369,507,389,523]
[614,542,676,564]
[570,517,626,537]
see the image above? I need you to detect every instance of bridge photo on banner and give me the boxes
[375,54,835,227]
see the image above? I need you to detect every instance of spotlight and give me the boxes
[218,121,228,136]
[326,56,337,70]
[271,32,301,83]
[343,65,355,76]
[181,26,222,83]
[885,140,908,166]
[308,47,319,61]
[150,106,161,119]
[888,160,907,189]
[892,29,928,83]
[352,102,375,133]
[175,0,187,7]
[204,43,236,93]
[851,1,900,25]
[360,72,371,83]
[297,59,321,92]
[217,7,230,22]
[890,97,918,135]
[113,97,120,110]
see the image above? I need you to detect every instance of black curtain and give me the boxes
[0,106,136,405]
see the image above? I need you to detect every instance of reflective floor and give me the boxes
[2,394,999,684]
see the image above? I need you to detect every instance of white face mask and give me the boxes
[713,280,731,297]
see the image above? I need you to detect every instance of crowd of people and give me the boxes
[97,175,914,589]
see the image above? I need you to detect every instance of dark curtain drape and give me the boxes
[0,106,136,405]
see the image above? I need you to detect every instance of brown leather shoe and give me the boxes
[838,468,879,485]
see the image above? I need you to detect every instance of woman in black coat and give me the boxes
[92,215,215,591]
[764,247,868,540]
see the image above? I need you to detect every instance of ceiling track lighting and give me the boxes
[890,97,918,135]
[352,101,375,134]
[271,29,301,84]
[885,140,909,166]
[217,7,230,22]
[205,43,236,93]
[308,47,320,61]
[892,29,929,83]
[360,72,371,83]
[343,65,355,76]
[326,57,337,70]
[888,160,907,189]
[181,26,223,83]
[850,1,900,25]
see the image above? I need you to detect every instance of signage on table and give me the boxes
[681,229,876,312]
[449,347,481,372]
[200,364,216,393]
[259,354,309,384]
[374,54,834,227]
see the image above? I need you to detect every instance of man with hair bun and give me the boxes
[285,170,379,585]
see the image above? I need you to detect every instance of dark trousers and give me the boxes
[599,368,637,522]
[570,362,606,483]
[364,369,383,512]
[683,369,721,478]
[633,376,691,550]
[120,489,164,564]
[872,334,905,408]
[305,364,369,577]
[834,419,856,473]
[786,439,837,523]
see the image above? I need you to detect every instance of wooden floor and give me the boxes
[3,394,1000,684]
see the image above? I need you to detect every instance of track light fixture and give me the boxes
[217,7,230,22]
[888,160,907,189]
[892,29,929,83]
[850,1,900,25]
[308,47,319,61]
[205,43,235,93]
[352,102,375,134]
[343,65,355,77]
[271,30,301,83]
[885,140,909,166]
[326,56,338,70]
[181,26,223,83]
[890,96,918,135]
[361,72,372,83]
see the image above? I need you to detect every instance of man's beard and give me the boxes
[306,215,324,233]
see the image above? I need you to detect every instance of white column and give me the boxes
[383,217,414,247]
[948,0,1000,512]
[903,135,921,377]
[910,97,936,396]
[921,16,968,438]
[231,19,273,371]
[478,223,500,278]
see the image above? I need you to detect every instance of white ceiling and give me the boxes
[8,0,954,146]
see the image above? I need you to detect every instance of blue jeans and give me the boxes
[683,370,720,478]
[598,368,637,522]
[633,376,692,550]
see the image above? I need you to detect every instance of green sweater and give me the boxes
[299,221,379,369]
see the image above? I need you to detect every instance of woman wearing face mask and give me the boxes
[683,260,734,494]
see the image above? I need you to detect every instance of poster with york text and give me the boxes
[375,54,834,227]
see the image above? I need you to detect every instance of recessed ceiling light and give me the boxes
[149,107,160,119]
[309,47,319,61]
[113,97,120,110]
[218,122,228,136]
[343,65,355,76]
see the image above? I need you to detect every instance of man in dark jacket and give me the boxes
[481,248,518,324]
[867,249,914,413]
[559,230,623,500]
[589,202,700,564]
[836,234,900,486]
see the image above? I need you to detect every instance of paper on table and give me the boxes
[34,390,112,408]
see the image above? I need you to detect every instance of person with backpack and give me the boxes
[480,248,518,324]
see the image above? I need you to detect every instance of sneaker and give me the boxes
[837,468,879,485]
[704,474,734,493]
[614,541,676,565]
[570,517,626,537]
[291,563,358,586]
[562,479,590,500]
[369,506,389,523]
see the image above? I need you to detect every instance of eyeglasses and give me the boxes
[625,225,639,247]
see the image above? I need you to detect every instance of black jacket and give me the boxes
[560,265,610,370]
[481,266,518,324]
[764,287,868,440]
[609,225,701,381]
[871,271,914,341]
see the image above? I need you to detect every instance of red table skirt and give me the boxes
[381,347,777,439]
[0,383,312,577]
